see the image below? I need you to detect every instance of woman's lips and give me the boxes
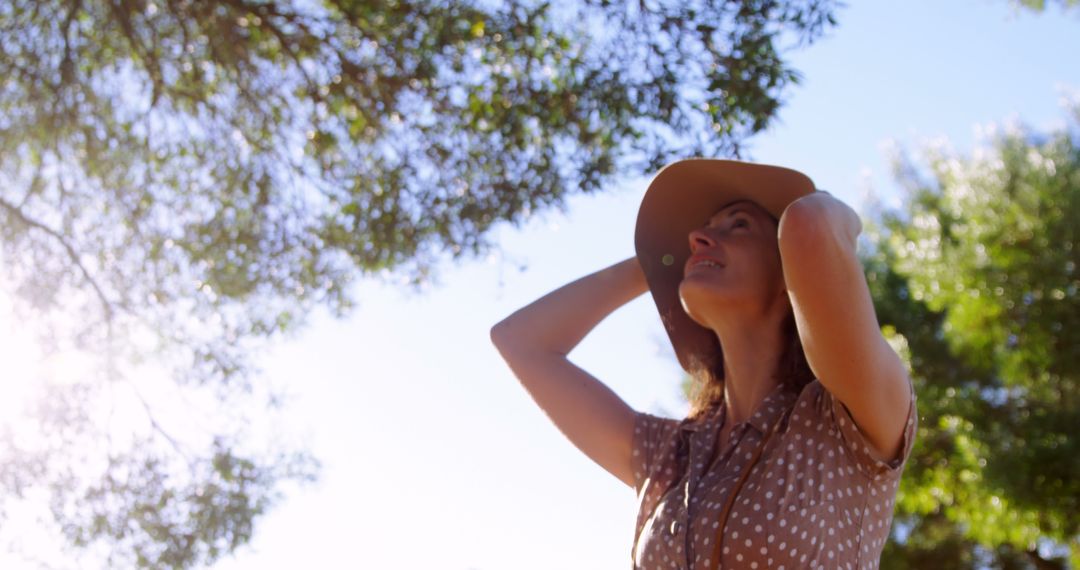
[685,254,726,274]
[687,261,724,274]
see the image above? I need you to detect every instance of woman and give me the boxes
[490,158,917,569]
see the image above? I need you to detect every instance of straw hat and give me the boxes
[634,158,819,374]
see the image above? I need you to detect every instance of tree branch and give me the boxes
[0,196,115,321]
[59,0,84,87]
[126,375,195,467]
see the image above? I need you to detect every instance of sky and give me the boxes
[2,1,1080,569]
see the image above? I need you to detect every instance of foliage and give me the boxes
[1008,0,1080,13]
[0,0,841,566]
[865,106,1080,568]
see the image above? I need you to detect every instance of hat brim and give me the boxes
[634,158,817,375]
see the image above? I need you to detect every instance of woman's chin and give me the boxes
[679,293,718,323]
[679,283,742,323]
[679,277,729,300]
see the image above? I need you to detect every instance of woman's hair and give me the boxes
[681,210,816,422]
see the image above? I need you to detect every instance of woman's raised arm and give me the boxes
[490,256,649,488]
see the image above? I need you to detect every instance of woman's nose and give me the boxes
[688,227,715,253]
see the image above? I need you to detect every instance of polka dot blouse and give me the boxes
[630,379,918,570]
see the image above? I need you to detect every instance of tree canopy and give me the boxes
[0,0,841,566]
[847,107,1078,568]
[1009,0,1080,13]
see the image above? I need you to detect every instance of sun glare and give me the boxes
[0,298,40,429]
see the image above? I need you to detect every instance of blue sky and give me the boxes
[2,1,1077,569]
[212,3,1079,569]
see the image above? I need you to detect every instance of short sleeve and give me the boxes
[811,379,918,481]
[630,410,681,495]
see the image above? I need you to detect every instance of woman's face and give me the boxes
[677,199,787,328]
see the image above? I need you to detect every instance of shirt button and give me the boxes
[670,520,680,534]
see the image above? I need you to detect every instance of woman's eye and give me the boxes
[733,218,748,228]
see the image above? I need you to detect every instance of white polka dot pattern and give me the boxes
[630,379,918,569]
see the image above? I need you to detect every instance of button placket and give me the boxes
[645,429,691,560]
[686,417,727,567]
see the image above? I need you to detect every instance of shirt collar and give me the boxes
[679,381,798,434]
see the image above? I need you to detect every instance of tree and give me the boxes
[868,105,1079,568]
[0,0,841,566]
[1008,0,1080,13]
[841,105,1080,568]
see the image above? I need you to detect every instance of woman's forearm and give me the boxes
[490,256,649,356]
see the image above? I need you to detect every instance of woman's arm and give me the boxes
[491,256,648,354]
[490,256,649,488]
[777,195,912,465]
